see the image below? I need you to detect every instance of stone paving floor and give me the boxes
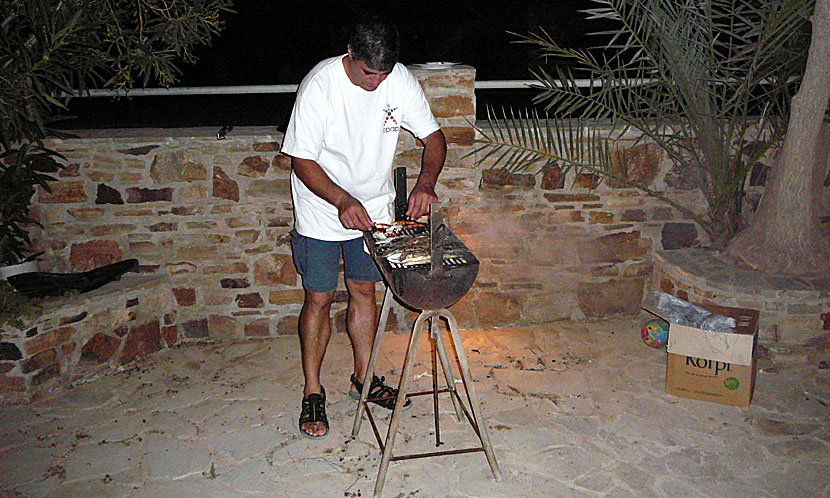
[1,316,829,498]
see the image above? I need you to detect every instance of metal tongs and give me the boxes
[393,166,447,276]
[429,203,448,278]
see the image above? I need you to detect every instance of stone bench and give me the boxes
[652,249,830,346]
[0,274,188,398]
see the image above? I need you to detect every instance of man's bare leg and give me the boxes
[344,278,377,389]
[299,289,335,437]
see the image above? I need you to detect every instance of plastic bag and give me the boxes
[656,292,735,333]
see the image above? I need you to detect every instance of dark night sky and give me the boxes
[60,1,603,129]
[178,0,597,85]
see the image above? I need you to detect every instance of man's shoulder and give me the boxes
[311,55,344,75]
[390,62,416,81]
[300,55,345,89]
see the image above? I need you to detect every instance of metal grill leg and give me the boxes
[429,318,442,447]
[442,310,502,482]
[431,319,463,421]
[373,309,431,497]
[352,286,393,438]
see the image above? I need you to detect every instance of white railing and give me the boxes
[77,80,601,98]
[76,77,784,98]
[80,84,300,97]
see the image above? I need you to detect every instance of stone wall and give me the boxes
[1,64,727,394]
[0,275,176,395]
[448,137,709,326]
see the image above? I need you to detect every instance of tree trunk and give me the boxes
[726,0,830,274]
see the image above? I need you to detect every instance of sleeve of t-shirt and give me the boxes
[400,69,440,140]
[281,77,327,161]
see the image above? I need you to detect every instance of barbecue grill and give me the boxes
[361,206,479,311]
[351,168,501,497]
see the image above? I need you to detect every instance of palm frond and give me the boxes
[480,0,811,241]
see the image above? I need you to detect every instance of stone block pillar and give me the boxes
[398,65,477,189]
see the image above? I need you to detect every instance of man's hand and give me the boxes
[407,130,446,219]
[407,182,438,220]
[336,194,374,231]
[292,157,374,231]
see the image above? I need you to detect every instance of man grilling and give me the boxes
[281,15,447,439]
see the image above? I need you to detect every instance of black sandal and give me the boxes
[350,374,411,410]
[299,387,328,439]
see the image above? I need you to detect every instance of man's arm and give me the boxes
[292,157,375,231]
[407,129,447,219]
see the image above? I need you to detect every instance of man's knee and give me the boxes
[346,279,376,300]
[304,290,335,309]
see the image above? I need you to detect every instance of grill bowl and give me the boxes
[364,230,478,310]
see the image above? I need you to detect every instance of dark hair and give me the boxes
[348,16,400,71]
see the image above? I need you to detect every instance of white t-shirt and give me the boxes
[281,55,440,241]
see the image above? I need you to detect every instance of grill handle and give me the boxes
[394,166,408,222]
[429,203,445,277]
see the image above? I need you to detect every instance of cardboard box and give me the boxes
[665,304,760,406]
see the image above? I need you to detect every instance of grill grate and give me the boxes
[388,256,470,270]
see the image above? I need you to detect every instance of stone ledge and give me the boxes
[0,274,180,398]
[651,248,830,345]
[56,126,281,140]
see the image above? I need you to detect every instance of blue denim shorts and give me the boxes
[289,229,381,293]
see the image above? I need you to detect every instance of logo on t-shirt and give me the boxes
[382,104,400,134]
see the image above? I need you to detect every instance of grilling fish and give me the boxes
[374,233,429,256]
[385,247,469,266]
[372,220,427,240]
[370,219,468,267]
